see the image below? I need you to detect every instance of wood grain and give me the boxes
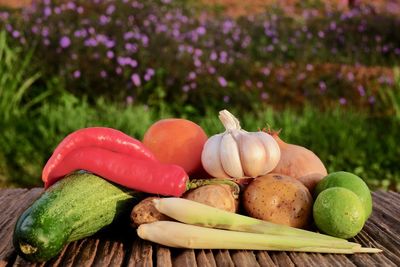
[0,189,399,266]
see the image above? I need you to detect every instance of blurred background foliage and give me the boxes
[0,0,399,190]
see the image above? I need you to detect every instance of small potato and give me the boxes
[183,184,238,213]
[131,197,170,227]
[243,173,313,228]
[297,173,325,195]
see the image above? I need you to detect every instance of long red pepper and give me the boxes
[46,146,189,196]
[42,127,157,185]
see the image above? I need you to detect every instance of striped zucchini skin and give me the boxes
[13,172,142,262]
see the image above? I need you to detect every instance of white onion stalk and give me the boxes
[153,198,343,242]
[137,221,381,253]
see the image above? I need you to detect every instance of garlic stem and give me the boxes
[219,110,241,131]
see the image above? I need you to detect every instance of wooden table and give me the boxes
[0,189,399,266]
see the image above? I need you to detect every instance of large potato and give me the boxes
[242,173,313,228]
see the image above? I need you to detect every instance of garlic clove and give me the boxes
[238,132,268,177]
[220,133,244,178]
[252,132,281,174]
[201,134,230,178]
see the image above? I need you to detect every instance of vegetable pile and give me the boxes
[13,109,381,262]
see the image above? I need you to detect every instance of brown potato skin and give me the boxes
[183,184,238,213]
[131,196,170,227]
[243,173,313,228]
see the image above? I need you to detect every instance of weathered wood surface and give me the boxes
[0,189,398,267]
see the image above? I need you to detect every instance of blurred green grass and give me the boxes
[1,88,399,191]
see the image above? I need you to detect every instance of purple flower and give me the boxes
[100,70,107,78]
[106,5,116,15]
[74,29,87,38]
[347,72,355,82]
[88,27,96,34]
[178,45,185,53]
[59,36,71,48]
[194,58,202,67]
[84,38,98,47]
[73,70,81,78]
[126,96,134,105]
[0,11,9,21]
[188,72,196,80]
[44,7,52,17]
[77,6,84,14]
[12,31,20,38]
[131,74,141,86]
[208,66,216,74]
[382,45,389,53]
[223,95,230,103]
[67,2,76,10]
[260,92,269,100]
[256,81,263,88]
[368,96,375,104]
[105,40,115,48]
[117,57,138,68]
[261,67,271,76]
[339,98,347,105]
[222,20,234,34]
[196,26,206,35]
[210,51,218,61]
[125,43,138,52]
[141,35,149,46]
[124,31,135,40]
[172,29,180,38]
[106,51,114,59]
[306,64,314,71]
[266,45,274,52]
[99,15,110,25]
[41,27,49,37]
[319,81,327,92]
[218,76,228,87]
[297,73,306,81]
[146,68,155,76]
[194,49,203,57]
[357,85,365,96]
[144,74,151,81]
[182,85,190,92]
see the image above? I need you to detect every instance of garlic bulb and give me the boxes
[201,110,281,178]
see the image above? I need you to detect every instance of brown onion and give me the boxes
[270,131,327,193]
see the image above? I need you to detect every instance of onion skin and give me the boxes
[271,133,327,193]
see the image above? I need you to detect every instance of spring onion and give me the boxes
[137,221,381,253]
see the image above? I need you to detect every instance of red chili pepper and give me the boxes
[46,146,189,196]
[42,127,157,186]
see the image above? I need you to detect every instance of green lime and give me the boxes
[313,187,365,239]
[314,171,372,220]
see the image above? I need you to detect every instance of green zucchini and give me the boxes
[13,172,143,262]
